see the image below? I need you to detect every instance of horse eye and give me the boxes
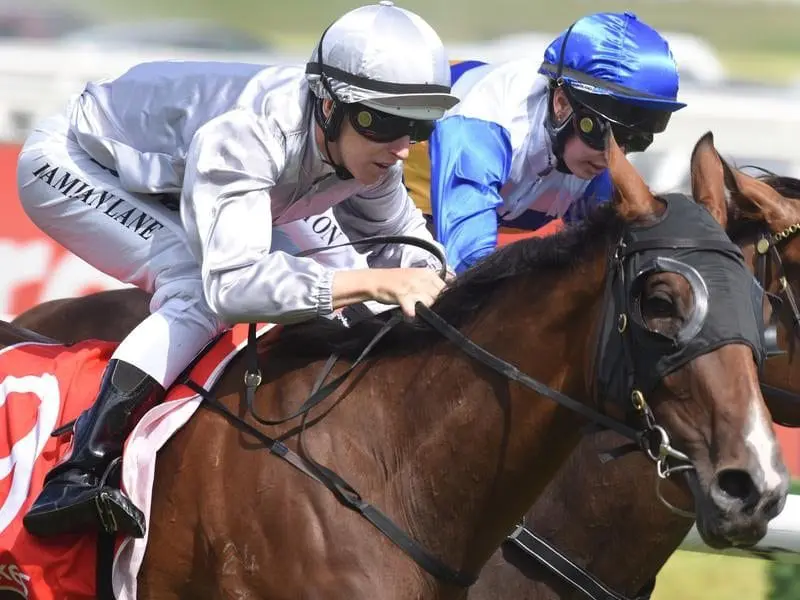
[642,293,675,320]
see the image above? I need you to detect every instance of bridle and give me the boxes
[755,222,800,349]
[505,218,800,600]
[754,221,800,425]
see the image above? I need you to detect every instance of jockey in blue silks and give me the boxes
[429,12,687,273]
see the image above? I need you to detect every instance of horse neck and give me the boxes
[354,250,610,578]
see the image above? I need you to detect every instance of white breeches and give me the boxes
[16,113,226,387]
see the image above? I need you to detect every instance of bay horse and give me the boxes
[6,137,788,598]
[462,132,800,600]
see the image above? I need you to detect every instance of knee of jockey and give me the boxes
[539,12,686,170]
[150,279,227,338]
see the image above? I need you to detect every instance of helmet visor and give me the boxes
[567,85,673,133]
[561,85,671,153]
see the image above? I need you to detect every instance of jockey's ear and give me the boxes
[690,132,729,229]
[607,133,661,221]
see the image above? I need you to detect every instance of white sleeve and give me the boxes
[181,109,335,324]
[333,164,445,271]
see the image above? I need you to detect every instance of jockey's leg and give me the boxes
[15,112,226,538]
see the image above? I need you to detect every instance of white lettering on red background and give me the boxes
[0,373,61,534]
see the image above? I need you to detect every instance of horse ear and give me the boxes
[690,132,728,228]
[608,134,661,220]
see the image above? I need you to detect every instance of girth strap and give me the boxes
[506,525,655,600]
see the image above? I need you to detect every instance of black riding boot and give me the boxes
[23,359,165,538]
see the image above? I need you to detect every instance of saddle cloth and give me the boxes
[0,322,276,600]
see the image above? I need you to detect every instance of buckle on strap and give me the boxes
[508,520,526,541]
[95,491,118,534]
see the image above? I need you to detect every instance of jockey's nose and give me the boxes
[389,136,411,160]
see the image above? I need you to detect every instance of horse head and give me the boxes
[599,134,789,549]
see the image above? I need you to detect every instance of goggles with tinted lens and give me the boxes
[563,84,672,153]
[347,104,435,143]
[570,110,655,153]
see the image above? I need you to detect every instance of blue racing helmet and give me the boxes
[539,12,685,159]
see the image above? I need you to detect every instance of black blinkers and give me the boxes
[596,193,768,407]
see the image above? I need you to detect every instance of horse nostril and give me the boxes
[715,469,758,509]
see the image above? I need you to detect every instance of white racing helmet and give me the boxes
[305,1,459,121]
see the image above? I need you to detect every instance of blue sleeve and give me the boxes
[564,169,613,223]
[429,115,512,273]
[449,60,487,84]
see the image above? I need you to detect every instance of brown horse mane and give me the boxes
[275,202,622,360]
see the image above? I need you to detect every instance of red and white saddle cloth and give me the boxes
[0,322,277,600]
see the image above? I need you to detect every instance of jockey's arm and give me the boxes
[181,111,386,325]
[333,164,445,272]
[429,115,511,274]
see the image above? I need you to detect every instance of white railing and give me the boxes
[680,494,800,562]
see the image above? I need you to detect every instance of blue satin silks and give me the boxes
[541,12,685,110]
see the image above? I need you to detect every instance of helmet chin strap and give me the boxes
[313,96,355,181]
[311,32,354,181]
[545,88,576,174]
[327,146,354,181]
[543,21,579,175]
[322,119,354,181]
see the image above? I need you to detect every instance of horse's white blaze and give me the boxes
[746,397,784,491]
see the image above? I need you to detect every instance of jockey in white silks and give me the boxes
[282,12,687,278]
[16,1,457,539]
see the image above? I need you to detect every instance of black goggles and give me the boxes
[347,103,435,143]
[563,85,673,153]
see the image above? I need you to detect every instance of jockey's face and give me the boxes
[340,116,412,185]
[552,89,609,179]
[319,99,411,185]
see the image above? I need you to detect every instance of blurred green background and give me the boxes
[33,0,800,598]
[75,0,800,82]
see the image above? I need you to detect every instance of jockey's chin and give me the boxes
[563,135,609,180]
